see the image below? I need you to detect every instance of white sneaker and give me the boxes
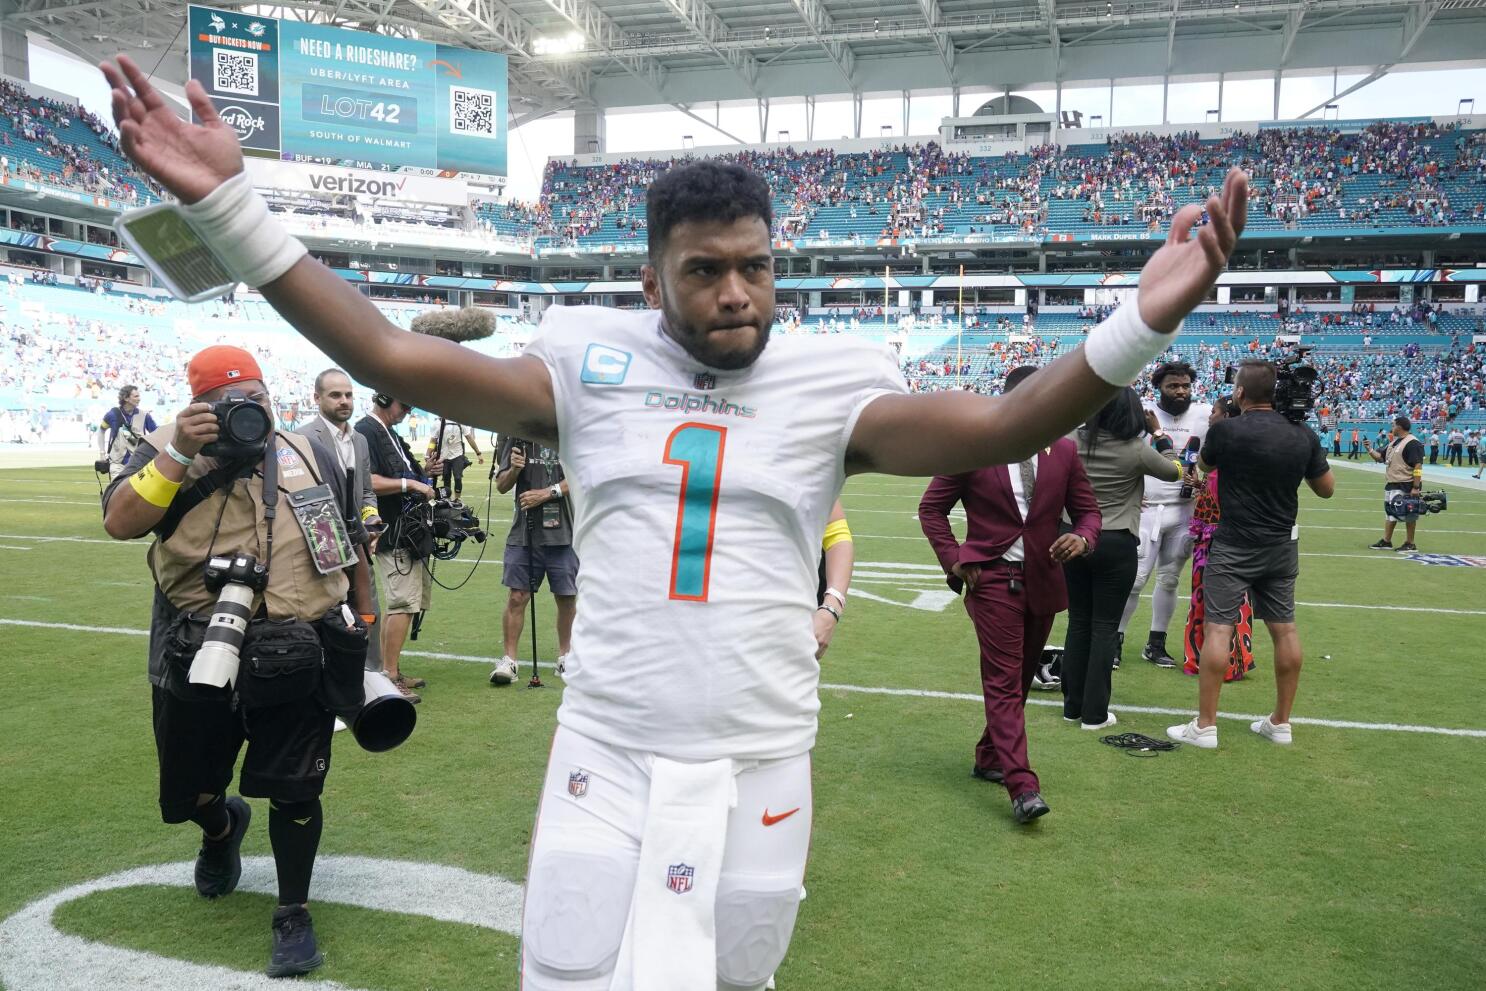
[1081,713,1117,731]
[1250,715,1293,745]
[1167,718,1218,749]
[489,657,519,686]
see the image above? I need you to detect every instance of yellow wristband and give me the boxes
[822,518,853,551]
[128,461,181,508]
[360,505,378,522]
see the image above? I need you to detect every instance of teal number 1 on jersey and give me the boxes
[663,423,728,601]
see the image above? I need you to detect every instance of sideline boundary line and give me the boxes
[4,618,1481,740]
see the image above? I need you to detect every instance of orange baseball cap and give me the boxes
[188,345,264,399]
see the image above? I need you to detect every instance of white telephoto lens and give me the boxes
[188,583,255,687]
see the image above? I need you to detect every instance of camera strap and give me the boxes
[200,437,278,577]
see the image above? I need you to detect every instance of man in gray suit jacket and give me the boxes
[299,368,386,676]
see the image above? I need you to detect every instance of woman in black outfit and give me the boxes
[1062,388,1182,729]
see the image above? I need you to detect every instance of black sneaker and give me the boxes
[267,905,324,978]
[1113,632,1124,671]
[971,765,1005,784]
[1369,539,1394,550]
[1142,643,1177,669]
[1011,791,1050,825]
[1398,542,1418,552]
[195,796,251,899]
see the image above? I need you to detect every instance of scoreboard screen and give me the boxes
[188,4,508,180]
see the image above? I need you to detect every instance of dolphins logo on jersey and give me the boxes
[580,344,632,385]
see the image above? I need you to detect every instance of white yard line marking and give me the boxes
[0,856,522,991]
[0,499,101,507]
[818,683,1486,739]
[0,544,33,551]
[5,619,1482,738]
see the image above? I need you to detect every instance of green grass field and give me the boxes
[1,463,1484,990]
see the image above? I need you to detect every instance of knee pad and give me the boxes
[715,886,802,990]
[523,851,633,981]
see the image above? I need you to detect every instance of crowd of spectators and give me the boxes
[0,79,159,203]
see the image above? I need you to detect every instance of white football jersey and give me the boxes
[1143,401,1212,504]
[524,306,907,760]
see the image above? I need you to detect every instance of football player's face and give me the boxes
[644,216,775,371]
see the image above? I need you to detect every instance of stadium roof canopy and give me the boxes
[7,0,1486,127]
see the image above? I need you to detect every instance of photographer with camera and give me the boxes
[1365,416,1425,552]
[355,393,441,701]
[96,384,156,478]
[1167,360,1335,750]
[101,346,373,978]
[430,419,483,503]
[490,436,577,685]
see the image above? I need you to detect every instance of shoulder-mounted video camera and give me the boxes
[202,392,273,461]
[1225,346,1318,424]
[1385,490,1448,519]
[400,496,486,561]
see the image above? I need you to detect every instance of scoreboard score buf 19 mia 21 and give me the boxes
[187,4,508,180]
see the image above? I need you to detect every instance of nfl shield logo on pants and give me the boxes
[567,770,588,798]
[666,863,695,895]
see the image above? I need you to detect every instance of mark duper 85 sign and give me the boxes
[188,4,507,179]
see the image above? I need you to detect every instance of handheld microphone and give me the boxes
[1178,436,1202,499]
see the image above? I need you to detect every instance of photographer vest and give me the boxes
[107,407,148,464]
[142,426,349,618]
[1385,433,1419,487]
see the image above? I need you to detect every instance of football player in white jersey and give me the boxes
[1118,361,1213,668]
[103,55,1249,991]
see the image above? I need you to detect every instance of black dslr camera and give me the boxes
[1385,490,1448,520]
[1225,346,1318,424]
[202,391,273,461]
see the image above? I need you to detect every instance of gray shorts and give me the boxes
[503,542,579,596]
[1204,538,1299,626]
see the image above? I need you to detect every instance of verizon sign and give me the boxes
[243,159,470,206]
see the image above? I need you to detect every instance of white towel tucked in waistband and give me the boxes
[610,756,735,991]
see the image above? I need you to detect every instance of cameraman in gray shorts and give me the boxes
[491,437,578,685]
[1167,361,1335,750]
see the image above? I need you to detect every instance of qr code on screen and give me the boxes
[451,86,499,139]
[213,50,259,97]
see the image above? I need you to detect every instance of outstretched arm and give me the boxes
[848,170,1248,476]
[100,56,556,443]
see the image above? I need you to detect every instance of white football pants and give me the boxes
[520,726,812,991]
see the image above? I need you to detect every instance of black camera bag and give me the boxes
[237,618,324,708]
[315,608,370,721]
[157,610,232,703]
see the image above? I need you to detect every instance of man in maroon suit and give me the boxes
[919,366,1103,824]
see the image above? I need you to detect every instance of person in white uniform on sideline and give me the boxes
[1117,361,1212,668]
[101,53,1249,990]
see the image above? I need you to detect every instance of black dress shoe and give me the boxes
[971,765,1005,784]
[1011,791,1050,824]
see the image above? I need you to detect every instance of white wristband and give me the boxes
[401,478,408,493]
[1083,301,1180,387]
[177,171,307,287]
[824,587,846,608]
[163,442,194,467]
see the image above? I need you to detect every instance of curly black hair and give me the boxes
[1151,361,1196,388]
[646,160,773,262]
